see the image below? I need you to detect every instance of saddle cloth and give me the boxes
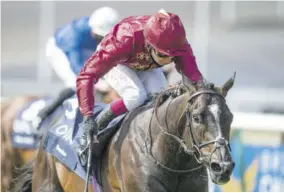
[41,97,126,190]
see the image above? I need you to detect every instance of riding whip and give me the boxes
[84,132,93,192]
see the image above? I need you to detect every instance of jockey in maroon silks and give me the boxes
[76,10,203,156]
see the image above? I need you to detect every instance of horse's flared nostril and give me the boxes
[210,162,222,173]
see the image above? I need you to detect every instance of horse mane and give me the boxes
[153,82,189,126]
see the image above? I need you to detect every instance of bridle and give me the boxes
[146,87,232,173]
[185,90,231,164]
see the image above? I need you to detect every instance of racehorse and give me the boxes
[13,74,236,192]
[0,89,119,191]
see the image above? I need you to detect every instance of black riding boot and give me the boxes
[32,88,75,130]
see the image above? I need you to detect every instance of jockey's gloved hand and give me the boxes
[192,79,206,88]
[78,116,99,150]
[76,116,99,166]
[82,116,99,136]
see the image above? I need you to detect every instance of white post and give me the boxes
[37,1,55,85]
[191,1,211,78]
[276,1,284,19]
[220,1,237,24]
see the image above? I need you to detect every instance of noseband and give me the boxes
[147,88,231,173]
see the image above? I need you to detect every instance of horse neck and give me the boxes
[150,93,191,167]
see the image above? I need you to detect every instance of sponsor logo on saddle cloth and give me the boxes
[43,97,82,171]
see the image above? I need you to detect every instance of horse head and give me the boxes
[181,72,236,185]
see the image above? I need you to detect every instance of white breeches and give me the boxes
[103,64,168,111]
[45,37,110,91]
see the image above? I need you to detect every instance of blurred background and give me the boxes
[1,1,284,192]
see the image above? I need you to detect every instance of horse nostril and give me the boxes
[211,162,222,173]
[231,162,235,169]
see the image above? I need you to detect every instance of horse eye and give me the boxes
[193,115,202,124]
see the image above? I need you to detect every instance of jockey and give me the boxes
[76,10,204,156]
[32,7,120,129]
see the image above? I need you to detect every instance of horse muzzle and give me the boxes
[209,160,235,185]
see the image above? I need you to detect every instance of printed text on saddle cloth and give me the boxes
[53,97,79,144]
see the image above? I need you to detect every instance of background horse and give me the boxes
[1,96,39,191]
[14,74,236,192]
[0,89,119,192]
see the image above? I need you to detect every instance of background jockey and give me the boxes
[32,7,120,129]
[76,9,204,157]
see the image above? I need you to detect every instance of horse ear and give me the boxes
[221,72,236,97]
[182,73,197,94]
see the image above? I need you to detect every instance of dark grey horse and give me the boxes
[13,74,236,192]
[98,74,236,191]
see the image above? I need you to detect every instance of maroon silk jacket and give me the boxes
[76,15,202,116]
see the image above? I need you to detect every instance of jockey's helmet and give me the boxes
[89,7,120,36]
[144,9,187,57]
